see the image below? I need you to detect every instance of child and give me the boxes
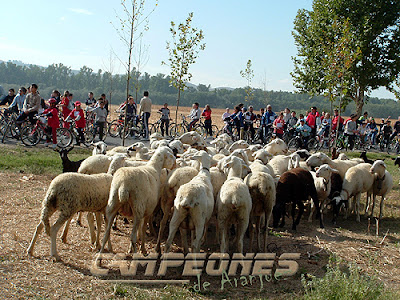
[273,112,285,139]
[159,103,170,136]
[202,104,212,136]
[344,114,358,150]
[88,99,108,141]
[67,101,86,145]
[60,91,71,129]
[42,98,60,149]
[188,102,200,130]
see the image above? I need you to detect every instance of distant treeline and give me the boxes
[0,61,398,118]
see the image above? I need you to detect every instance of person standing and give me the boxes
[101,93,109,113]
[306,106,320,137]
[88,100,108,141]
[66,101,86,145]
[138,91,152,139]
[344,114,358,150]
[159,103,170,137]
[188,102,200,131]
[41,98,60,149]
[273,112,285,139]
[86,92,96,107]
[16,84,41,125]
[60,91,72,129]
[202,104,212,137]
[244,105,257,139]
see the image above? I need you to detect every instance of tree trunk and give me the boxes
[354,89,364,119]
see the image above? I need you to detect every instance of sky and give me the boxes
[0,0,395,99]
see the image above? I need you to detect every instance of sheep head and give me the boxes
[306,152,329,168]
[370,160,386,176]
[316,164,338,180]
[264,138,288,155]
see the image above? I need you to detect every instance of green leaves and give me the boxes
[292,0,400,115]
[240,59,255,102]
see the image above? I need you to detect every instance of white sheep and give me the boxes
[217,156,252,253]
[308,164,338,221]
[127,142,152,160]
[92,141,107,155]
[246,144,263,162]
[244,167,276,252]
[365,160,393,219]
[106,155,147,175]
[150,139,169,150]
[263,138,288,155]
[306,152,361,179]
[332,163,374,222]
[168,140,184,154]
[26,173,113,261]
[178,131,203,145]
[164,151,214,253]
[156,166,199,252]
[98,146,176,255]
[78,154,112,174]
[228,140,250,152]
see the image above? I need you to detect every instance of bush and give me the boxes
[301,257,396,300]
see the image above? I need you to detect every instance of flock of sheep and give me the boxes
[25,131,394,261]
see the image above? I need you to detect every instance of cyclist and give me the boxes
[66,101,86,145]
[381,120,393,148]
[331,109,344,134]
[296,119,312,148]
[390,116,400,141]
[16,83,41,126]
[138,91,152,139]
[344,114,358,150]
[222,108,232,134]
[306,106,320,137]
[159,102,170,137]
[243,105,256,139]
[201,104,212,137]
[88,99,108,141]
[188,102,200,131]
[367,117,378,145]
[259,104,276,141]
[41,98,60,149]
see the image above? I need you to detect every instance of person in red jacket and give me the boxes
[67,101,86,145]
[59,91,73,128]
[273,112,285,139]
[42,98,60,149]
[202,104,212,136]
[306,106,320,137]
[332,109,344,132]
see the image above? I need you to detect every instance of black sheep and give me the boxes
[55,146,85,173]
[328,172,344,224]
[360,151,374,164]
[273,168,324,230]
[393,156,400,168]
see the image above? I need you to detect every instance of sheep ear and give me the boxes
[331,168,339,173]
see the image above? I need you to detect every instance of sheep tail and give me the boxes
[41,188,57,236]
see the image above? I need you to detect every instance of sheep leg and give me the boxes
[76,212,83,226]
[139,218,147,255]
[255,215,261,253]
[308,201,314,223]
[369,194,377,218]
[94,212,102,250]
[164,210,186,253]
[50,214,70,261]
[27,222,44,256]
[86,213,96,245]
[192,218,206,253]
[249,217,255,253]
[293,201,304,231]
[264,210,272,253]
[355,194,361,222]
[236,220,249,254]
[179,228,189,254]
[99,208,119,254]
[219,219,229,253]
[156,209,171,253]
[61,218,72,244]
[379,196,385,220]
[128,217,140,254]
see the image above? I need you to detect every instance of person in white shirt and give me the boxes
[188,102,200,131]
[138,91,152,139]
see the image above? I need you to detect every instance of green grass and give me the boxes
[301,256,398,300]
[0,145,91,175]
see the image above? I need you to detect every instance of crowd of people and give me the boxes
[1,84,399,151]
[0,84,153,147]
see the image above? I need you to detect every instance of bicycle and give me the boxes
[1,110,20,143]
[169,114,204,138]
[379,134,397,154]
[149,112,174,136]
[65,119,94,146]
[197,117,219,139]
[20,115,72,148]
[287,129,317,151]
[253,124,274,145]
[119,116,149,139]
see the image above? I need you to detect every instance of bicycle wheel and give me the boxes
[307,138,318,151]
[21,126,42,146]
[57,128,73,148]
[84,125,95,143]
[193,124,206,138]
[210,125,219,139]
[108,120,122,138]
[288,137,301,151]
[170,124,186,137]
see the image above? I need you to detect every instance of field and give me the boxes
[1,120,400,298]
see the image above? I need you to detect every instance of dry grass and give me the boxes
[1,144,400,298]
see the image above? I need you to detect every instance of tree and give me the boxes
[292,0,400,117]
[163,12,206,125]
[240,59,254,102]
[113,0,157,145]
